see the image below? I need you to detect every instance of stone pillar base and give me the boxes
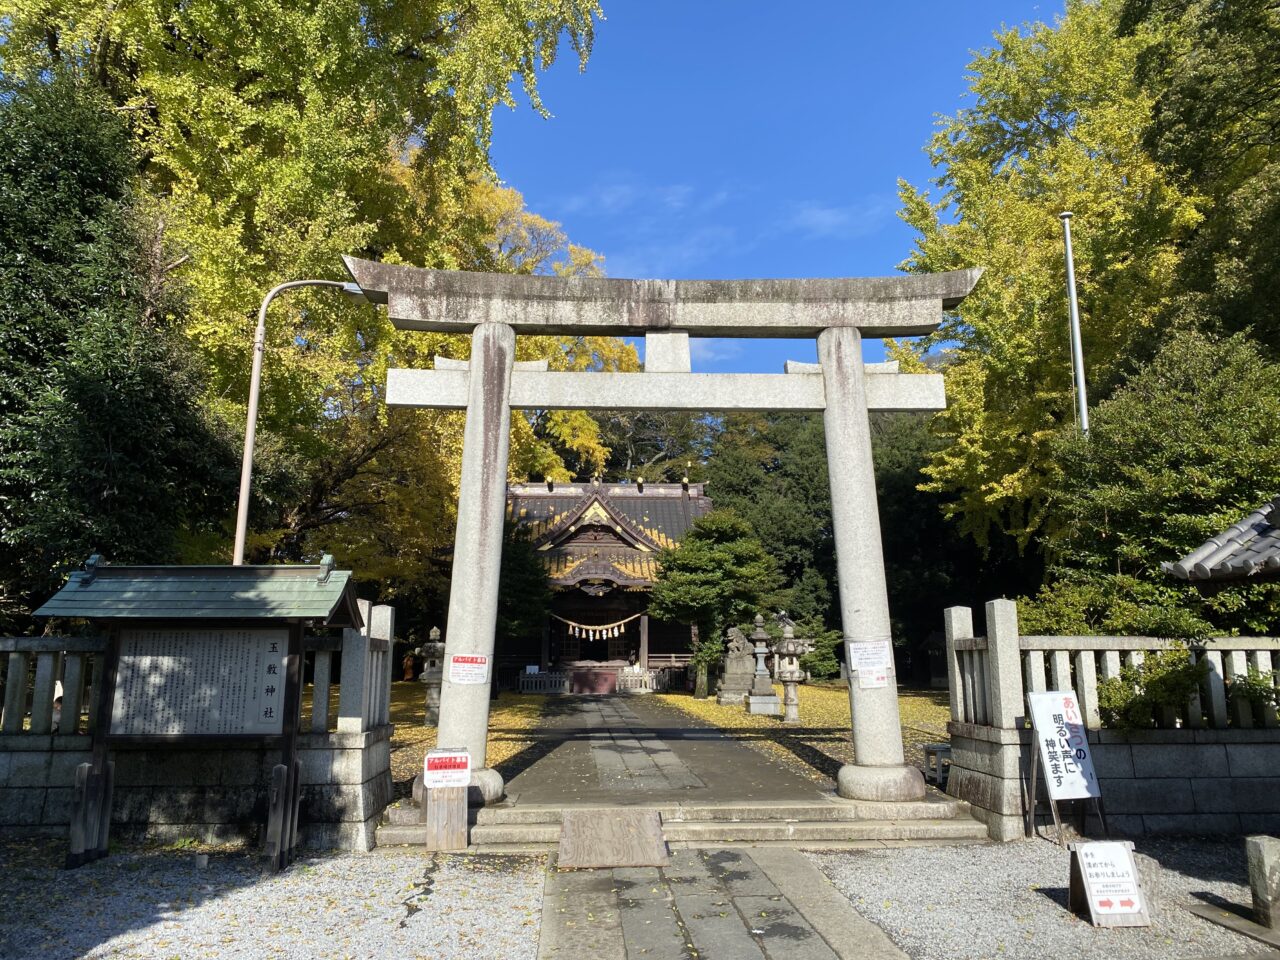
[467,767,505,807]
[836,763,925,802]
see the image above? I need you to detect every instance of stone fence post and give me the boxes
[942,599,1029,842]
[986,599,1024,729]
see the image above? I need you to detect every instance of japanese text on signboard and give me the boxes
[1028,691,1100,800]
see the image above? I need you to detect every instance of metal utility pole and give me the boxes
[232,279,365,565]
[1059,211,1090,434]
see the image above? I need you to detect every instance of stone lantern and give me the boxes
[772,624,813,725]
[415,626,446,726]
[746,614,781,716]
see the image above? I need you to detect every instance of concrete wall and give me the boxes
[0,726,393,851]
[946,722,1280,839]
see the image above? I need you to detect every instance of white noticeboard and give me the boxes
[110,628,288,736]
[1069,841,1151,927]
[1028,690,1100,800]
[423,748,472,789]
[848,639,893,689]
[448,654,490,684]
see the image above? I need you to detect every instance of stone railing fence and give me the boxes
[943,599,1280,841]
[517,668,674,695]
[0,600,397,850]
[945,601,1280,732]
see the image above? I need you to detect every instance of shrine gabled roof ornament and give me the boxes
[532,486,666,554]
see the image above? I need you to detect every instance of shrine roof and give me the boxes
[509,481,711,546]
[33,555,363,626]
[1164,497,1280,583]
[508,482,712,589]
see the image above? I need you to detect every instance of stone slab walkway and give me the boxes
[504,696,834,806]
[538,846,906,960]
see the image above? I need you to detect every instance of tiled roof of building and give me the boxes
[1163,497,1280,583]
[508,480,712,591]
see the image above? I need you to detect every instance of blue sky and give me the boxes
[491,1,1062,371]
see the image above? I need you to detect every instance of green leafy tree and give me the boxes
[648,510,780,698]
[899,0,1199,549]
[705,414,836,624]
[0,76,236,628]
[1021,329,1280,637]
[1122,0,1280,353]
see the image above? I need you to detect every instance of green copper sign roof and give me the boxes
[33,555,363,627]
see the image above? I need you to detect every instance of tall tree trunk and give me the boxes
[694,662,709,699]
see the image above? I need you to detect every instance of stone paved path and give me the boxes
[504,696,834,806]
[538,846,906,960]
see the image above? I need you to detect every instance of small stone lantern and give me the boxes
[746,614,782,716]
[415,626,446,726]
[772,625,813,725]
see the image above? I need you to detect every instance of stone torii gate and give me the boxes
[344,256,981,805]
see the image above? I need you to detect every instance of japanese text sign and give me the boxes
[1029,690,1100,800]
[423,748,471,788]
[448,654,490,684]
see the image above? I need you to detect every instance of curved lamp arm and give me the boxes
[232,279,364,565]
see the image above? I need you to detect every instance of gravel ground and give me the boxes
[0,839,545,960]
[810,838,1274,960]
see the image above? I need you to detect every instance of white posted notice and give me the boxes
[448,654,490,684]
[423,748,471,788]
[1028,691,1100,800]
[848,639,893,689]
[1077,842,1145,915]
[110,628,288,736]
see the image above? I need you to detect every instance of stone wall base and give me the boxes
[0,725,393,852]
[947,721,1280,841]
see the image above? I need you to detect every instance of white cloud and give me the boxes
[784,196,896,240]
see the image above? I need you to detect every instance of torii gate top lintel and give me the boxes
[342,256,982,339]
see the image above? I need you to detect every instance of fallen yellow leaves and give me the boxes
[653,683,951,783]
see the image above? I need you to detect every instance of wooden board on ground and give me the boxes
[423,785,469,851]
[557,809,669,869]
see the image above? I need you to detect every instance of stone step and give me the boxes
[457,816,987,846]
[472,798,972,826]
[660,818,989,843]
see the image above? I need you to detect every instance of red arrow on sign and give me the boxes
[1119,899,1135,908]
[1097,899,1114,909]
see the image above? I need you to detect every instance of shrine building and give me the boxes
[502,479,711,675]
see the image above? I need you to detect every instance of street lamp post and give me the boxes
[1059,212,1090,434]
[232,279,364,566]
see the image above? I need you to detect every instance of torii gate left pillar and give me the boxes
[345,256,982,805]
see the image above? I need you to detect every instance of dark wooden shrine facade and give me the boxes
[502,479,712,670]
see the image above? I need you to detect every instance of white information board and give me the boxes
[1028,691,1100,800]
[848,639,893,689]
[423,748,472,788]
[448,654,490,684]
[110,628,288,736]
[1069,841,1151,927]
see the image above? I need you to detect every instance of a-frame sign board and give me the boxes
[1025,690,1109,844]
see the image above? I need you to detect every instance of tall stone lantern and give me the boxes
[772,625,813,725]
[415,627,446,726]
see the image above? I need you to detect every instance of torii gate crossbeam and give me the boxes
[344,256,981,806]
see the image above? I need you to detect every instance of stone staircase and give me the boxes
[376,794,989,852]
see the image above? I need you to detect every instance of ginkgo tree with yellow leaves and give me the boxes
[897,0,1200,551]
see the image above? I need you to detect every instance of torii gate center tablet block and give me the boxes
[344,256,982,806]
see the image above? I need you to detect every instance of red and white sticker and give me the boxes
[448,654,490,684]
[423,748,471,788]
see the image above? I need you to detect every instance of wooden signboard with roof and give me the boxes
[35,554,362,871]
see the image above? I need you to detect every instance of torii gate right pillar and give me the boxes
[819,326,925,801]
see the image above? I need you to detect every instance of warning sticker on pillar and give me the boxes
[448,654,490,684]
[423,748,471,788]
[848,639,893,689]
